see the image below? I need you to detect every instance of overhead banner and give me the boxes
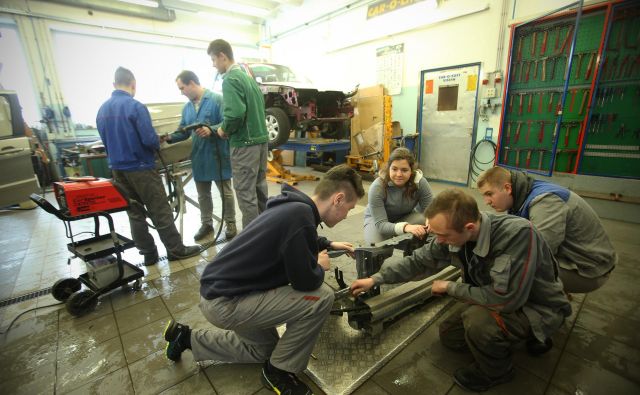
[367,0,425,19]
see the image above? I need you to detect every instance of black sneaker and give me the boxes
[526,337,553,356]
[164,319,190,361]
[167,245,202,261]
[453,363,514,392]
[261,361,312,395]
[142,249,159,266]
[194,224,214,241]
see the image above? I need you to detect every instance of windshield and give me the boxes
[247,63,309,83]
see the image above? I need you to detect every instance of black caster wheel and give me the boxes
[132,279,142,291]
[66,290,98,317]
[51,278,81,301]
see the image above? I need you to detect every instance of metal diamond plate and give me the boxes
[303,252,455,394]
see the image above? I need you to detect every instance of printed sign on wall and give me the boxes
[376,43,404,95]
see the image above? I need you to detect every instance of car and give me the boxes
[237,63,357,148]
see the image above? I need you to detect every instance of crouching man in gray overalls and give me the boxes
[164,164,364,395]
[351,188,572,392]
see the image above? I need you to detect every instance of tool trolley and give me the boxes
[30,177,144,316]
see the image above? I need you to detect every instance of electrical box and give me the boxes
[485,87,497,99]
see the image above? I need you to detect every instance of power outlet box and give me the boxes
[485,87,497,99]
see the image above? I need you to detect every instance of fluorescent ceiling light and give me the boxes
[118,0,160,8]
[197,11,253,25]
[184,0,270,17]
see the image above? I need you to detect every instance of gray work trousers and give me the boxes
[364,211,426,245]
[195,180,236,226]
[439,304,530,378]
[191,283,334,373]
[559,266,610,293]
[112,169,183,254]
[230,143,268,228]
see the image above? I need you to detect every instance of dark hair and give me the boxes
[207,39,234,61]
[425,188,480,232]
[315,164,365,202]
[114,66,135,86]
[382,147,417,200]
[176,70,200,86]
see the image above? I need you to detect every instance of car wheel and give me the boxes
[265,107,291,149]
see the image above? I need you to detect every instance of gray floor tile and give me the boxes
[56,336,127,393]
[110,280,161,312]
[575,302,640,348]
[583,266,640,322]
[114,296,170,334]
[550,351,640,395]
[205,363,265,395]
[0,332,57,382]
[58,313,119,352]
[2,363,56,395]
[64,366,134,395]
[159,371,216,395]
[129,349,200,395]
[161,286,201,315]
[121,317,168,364]
[352,380,391,394]
[564,325,640,385]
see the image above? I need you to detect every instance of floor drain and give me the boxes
[0,287,52,309]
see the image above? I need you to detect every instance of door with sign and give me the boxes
[418,63,480,184]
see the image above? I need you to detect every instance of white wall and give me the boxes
[266,0,640,221]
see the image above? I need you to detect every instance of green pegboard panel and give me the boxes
[579,1,640,178]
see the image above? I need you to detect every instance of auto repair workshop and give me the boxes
[1,0,639,394]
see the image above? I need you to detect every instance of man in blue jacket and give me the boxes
[163,70,237,240]
[96,67,201,265]
[164,164,364,395]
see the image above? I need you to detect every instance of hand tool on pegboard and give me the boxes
[578,89,589,116]
[525,149,533,168]
[538,120,546,143]
[518,61,525,83]
[540,28,549,55]
[516,34,524,61]
[541,57,548,81]
[505,121,512,146]
[537,149,547,170]
[527,93,534,113]
[526,120,533,143]
[574,52,585,80]
[531,30,538,57]
[577,120,585,145]
[525,61,532,83]
[502,146,511,164]
[550,56,559,80]
[601,56,609,82]
[568,89,578,113]
[538,91,544,114]
[532,59,539,80]
[514,121,523,143]
[563,122,580,147]
[556,24,574,56]
[518,92,525,115]
[509,94,514,113]
[553,25,562,53]
[548,91,556,113]
[515,148,521,167]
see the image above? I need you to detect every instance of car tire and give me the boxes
[265,107,291,149]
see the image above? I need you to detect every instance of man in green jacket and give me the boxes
[208,39,269,229]
[163,70,237,240]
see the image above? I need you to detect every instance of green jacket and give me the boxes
[221,64,268,148]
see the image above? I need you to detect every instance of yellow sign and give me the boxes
[467,74,478,91]
[367,0,425,20]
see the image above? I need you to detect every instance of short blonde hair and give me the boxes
[477,166,511,189]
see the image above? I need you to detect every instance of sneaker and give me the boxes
[225,222,237,240]
[526,337,553,356]
[167,245,202,261]
[194,224,214,241]
[164,319,190,361]
[142,249,159,266]
[261,361,312,395]
[453,363,514,392]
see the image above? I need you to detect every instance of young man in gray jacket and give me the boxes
[350,189,571,392]
[477,166,617,293]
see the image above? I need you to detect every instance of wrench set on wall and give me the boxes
[499,0,640,178]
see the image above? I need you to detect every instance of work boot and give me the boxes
[225,222,237,240]
[164,319,191,361]
[526,337,553,356]
[167,245,202,261]
[261,360,312,395]
[194,224,214,241]
[142,249,159,266]
[453,363,514,392]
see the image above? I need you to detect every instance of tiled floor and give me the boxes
[0,169,639,394]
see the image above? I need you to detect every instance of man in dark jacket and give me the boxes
[164,164,364,395]
[351,189,571,392]
[96,67,200,265]
[208,39,269,229]
[477,166,617,293]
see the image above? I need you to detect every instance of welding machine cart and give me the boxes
[29,178,144,317]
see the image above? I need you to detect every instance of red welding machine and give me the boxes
[54,177,128,217]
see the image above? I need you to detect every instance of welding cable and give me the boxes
[198,125,227,250]
[0,302,64,335]
[468,138,497,184]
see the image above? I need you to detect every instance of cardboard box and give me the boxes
[353,122,383,157]
[350,85,385,157]
[281,150,295,166]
